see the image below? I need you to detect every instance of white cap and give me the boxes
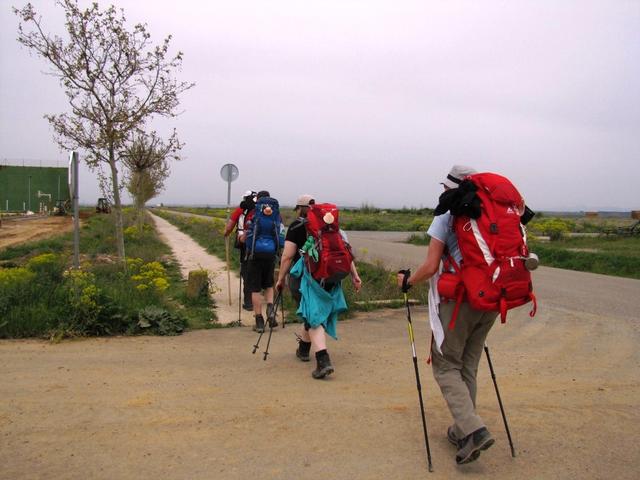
[441,165,477,189]
[294,194,315,209]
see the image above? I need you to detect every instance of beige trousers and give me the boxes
[431,301,498,438]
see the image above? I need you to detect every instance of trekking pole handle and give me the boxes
[398,269,412,292]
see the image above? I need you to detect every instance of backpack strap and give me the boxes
[447,286,465,331]
[529,292,537,318]
[443,253,465,331]
[249,214,259,260]
[499,297,508,323]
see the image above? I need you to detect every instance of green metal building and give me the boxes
[0,165,70,213]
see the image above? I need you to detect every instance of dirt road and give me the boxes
[148,212,242,325]
[0,215,73,250]
[1,227,639,479]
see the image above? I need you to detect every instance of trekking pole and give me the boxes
[252,327,265,355]
[399,270,434,472]
[250,299,279,357]
[238,271,243,325]
[225,236,232,306]
[484,343,516,458]
[262,289,282,360]
[280,288,285,329]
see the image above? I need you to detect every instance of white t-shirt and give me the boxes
[426,212,462,266]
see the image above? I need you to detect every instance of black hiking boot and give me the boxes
[455,427,494,465]
[266,303,278,328]
[253,314,265,333]
[296,340,311,362]
[312,349,334,379]
[242,301,253,311]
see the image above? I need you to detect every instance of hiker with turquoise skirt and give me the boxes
[276,195,361,379]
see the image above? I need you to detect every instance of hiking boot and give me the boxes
[455,427,494,465]
[253,314,265,333]
[242,302,253,311]
[312,349,334,379]
[267,303,278,328]
[447,425,461,447]
[266,303,278,328]
[296,340,311,362]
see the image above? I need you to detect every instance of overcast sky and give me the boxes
[1,0,639,211]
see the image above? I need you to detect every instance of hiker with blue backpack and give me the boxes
[276,195,362,379]
[243,190,286,333]
[397,165,537,465]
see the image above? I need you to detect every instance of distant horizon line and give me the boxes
[141,203,638,215]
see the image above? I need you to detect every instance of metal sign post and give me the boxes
[219,164,239,306]
[69,151,80,268]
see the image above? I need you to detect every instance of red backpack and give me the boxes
[304,203,354,284]
[438,173,537,328]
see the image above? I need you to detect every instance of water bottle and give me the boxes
[524,252,539,271]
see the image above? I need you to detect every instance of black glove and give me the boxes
[398,269,412,293]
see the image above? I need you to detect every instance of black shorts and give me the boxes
[246,256,276,293]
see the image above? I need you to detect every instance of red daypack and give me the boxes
[304,203,354,284]
[438,173,537,327]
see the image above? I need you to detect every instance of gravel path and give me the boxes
[149,211,243,325]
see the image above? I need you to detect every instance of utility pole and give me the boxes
[69,152,80,268]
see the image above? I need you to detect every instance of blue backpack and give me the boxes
[245,197,285,258]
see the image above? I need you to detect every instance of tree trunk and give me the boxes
[136,175,144,231]
[108,152,126,262]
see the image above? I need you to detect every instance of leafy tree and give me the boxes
[123,130,181,229]
[15,0,194,261]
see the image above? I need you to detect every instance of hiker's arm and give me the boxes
[397,237,445,288]
[276,241,298,291]
[223,218,235,237]
[350,261,362,293]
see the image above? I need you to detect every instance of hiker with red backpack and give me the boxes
[275,194,362,379]
[223,190,257,311]
[397,165,537,465]
[244,190,286,333]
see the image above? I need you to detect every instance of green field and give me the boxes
[161,205,434,231]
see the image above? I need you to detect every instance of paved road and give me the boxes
[346,231,640,321]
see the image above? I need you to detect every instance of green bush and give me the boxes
[136,306,187,336]
[530,218,572,240]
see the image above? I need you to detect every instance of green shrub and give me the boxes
[530,218,572,240]
[136,306,187,335]
[0,267,36,318]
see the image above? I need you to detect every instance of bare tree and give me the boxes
[123,130,181,230]
[14,0,194,261]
